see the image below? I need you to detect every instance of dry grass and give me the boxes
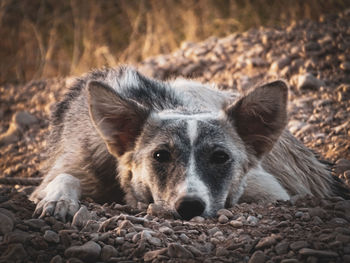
[0,0,349,84]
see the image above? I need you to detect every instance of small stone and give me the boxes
[72,205,91,228]
[168,243,193,259]
[216,209,233,218]
[256,235,277,249]
[299,248,338,257]
[23,218,47,230]
[308,207,327,219]
[218,214,229,224]
[1,243,27,261]
[295,211,304,218]
[185,245,203,256]
[340,61,350,72]
[281,260,299,263]
[248,250,265,263]
[275,241,289,255]
[179,233,190,244]
[50,255,63,263]
[64,241,101,262]
[101,245,118,261]
[270,56,291,72]
[148,236,162,246]
[329,217,348,225]
[147,203,173,218]
[297,73,325,90]
[0,213,13,234]
[190,216,205,223]
[159,226,174,235]
[216,247,229,256]
[230,220,243,227]
[303,41,321,52]
[336,233,350,244]
[44,230,60,243]
[343,255,350,263]
[13,111,38,130]
[144,248,167,261]
[247,215,259,226]
[208,227,220,236]
[290,241,308,251]
[4,230,30,244]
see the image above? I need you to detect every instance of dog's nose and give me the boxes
[175,196,205,220]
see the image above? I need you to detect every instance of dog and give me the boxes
[30,66,348,221]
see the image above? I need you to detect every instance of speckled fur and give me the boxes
[30,66,348,220]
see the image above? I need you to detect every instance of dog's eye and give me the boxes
[153,150,171,163]
[210,150,230,164]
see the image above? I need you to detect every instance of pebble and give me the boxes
[340,61,350,71]
[230,220,243,227]
[4,230,30,244]
[100,245,118,261]
[275,241,289,255]
[216,209,233,218]
[297,73,325,90]
[23,218,47,230]
[1,243,28,261]
[281,259,299,263]
[179,233,190,243]
[0,213,14,234]
[64,241,101,262]
[255,235,277,249]
[43,230,60,243]
[147,236,162,246]
[308,207,327,219]
[218,214,229,224]
[159,226,174,235]
[299,248,338,257]
[290,240,309,251]
[190,216,205,223]
[50,255,63,263]
[167,243,193,259]
[144,248,167,261]
[72,205,91,228]
[248,250,265,263]
[13,111,38,130]
[247,215,259,226]
[147,203,173,218]
[208,227,220,236]
[329,217,348,225]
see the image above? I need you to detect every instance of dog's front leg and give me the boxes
[240,165,290,203]
[31,173,81,222]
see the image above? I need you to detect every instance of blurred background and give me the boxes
[1,0,349,84]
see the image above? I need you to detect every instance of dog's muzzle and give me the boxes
[175,196,205,220]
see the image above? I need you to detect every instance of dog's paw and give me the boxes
[34,196,80,222]
[32,173,81,222]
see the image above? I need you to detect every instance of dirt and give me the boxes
[1,10,350,263]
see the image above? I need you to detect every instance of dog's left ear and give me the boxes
[88,81,150,157]
[225,80,288,158]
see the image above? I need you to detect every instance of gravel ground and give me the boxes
[1,10,350,263]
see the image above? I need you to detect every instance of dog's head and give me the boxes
[88,69,288,219]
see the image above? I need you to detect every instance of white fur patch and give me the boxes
[241,165,290,202]
[157,112,220,121]
[187,119,198,145]
[175,153,211,214]
[44,173,81,201]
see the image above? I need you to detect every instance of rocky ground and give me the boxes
[1,10,350,263]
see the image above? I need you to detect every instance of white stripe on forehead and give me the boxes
[157,112,220,121]
[187,119,197,145]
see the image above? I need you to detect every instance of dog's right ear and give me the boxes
[88,81,150,157]
[225,80,288,158]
